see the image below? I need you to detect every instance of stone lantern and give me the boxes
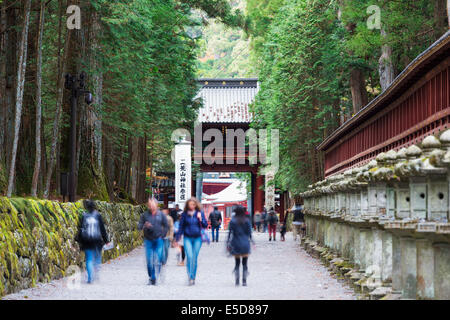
[406,144,427,221]
[393,148,411,219]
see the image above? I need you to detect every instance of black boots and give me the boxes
[234,267,240,286]
[242,268,248,287]
[234,267,249,286]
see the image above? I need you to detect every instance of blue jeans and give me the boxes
[184,236,202,280]
[144,238,164,280]
[85,248,102,283]
[162,238,171,265]
[211,226,220,242]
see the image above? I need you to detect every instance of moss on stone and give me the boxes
[0,197,144,297]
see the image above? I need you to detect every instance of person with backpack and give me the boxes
[226,205,253,286]
[267,208,278,241]
[76,200,109,284]
[175,197,208,286]
[138,198,169,285]
[208,206,222,242]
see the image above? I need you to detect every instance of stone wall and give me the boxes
[301,130,450,300]
[0,197,144,296]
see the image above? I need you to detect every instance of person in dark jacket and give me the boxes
[261,208,268,233]
[208,207,222,242]
[227,205,253,286]
[267,208,278,241]
[170,204,181,223]
[175,197,208,286]
[292,204,305,241]
[280,222,287,241]
[138,198,168,285]
[76,200,109,284]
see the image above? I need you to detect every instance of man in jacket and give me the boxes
[208,207,222,242]
[138,198,168,285]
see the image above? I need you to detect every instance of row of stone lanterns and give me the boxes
[301,130,450,299]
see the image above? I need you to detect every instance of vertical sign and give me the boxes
[265,170,275,210]
[175,139,192,207]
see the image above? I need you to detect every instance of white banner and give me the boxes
[265,170,275,210]
[175,139,192,206]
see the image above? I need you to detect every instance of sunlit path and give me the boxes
[3,232,354,300]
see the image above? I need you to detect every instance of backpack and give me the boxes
[81,211,102,243]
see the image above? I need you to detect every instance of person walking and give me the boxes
[175,197,208,286]
[162,208,174,266]
[254,211,262,232]
[292,204,305,241]
[170,204,181,223]
[267,208,278,241]
[261,208,268,233]
[173,216,186,266]
[208,206,222,242]
[226,205,253,286]
[138,198,168,285]
[280,222,287,241]
[76,200,110,284]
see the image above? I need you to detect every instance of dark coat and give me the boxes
[209,210,222,228]
[293,208,304,222]
[176,210,208,241]
[268,212,278,225]
[227,216,252,256]
[76,211,109,251]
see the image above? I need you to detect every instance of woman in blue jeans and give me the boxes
[175,197,208,286]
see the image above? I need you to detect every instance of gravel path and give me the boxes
[3,232,355,300]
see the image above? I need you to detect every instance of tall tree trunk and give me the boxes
[2,1,17,179]
[349,69,368,114]
[130,136,139,201]
[433,0,447,38]
[378,29,395,91]
[7,0,32,197]
[0,1,7,163]
[76,7,109,201]
[31,0,45,197]
[43,23,71,198]
[447,0,450,27]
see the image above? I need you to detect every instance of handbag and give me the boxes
[201,229,211,245]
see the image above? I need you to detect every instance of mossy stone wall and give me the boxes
[0,197,144,296]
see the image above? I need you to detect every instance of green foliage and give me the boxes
[248,0,448,194]
[251,0,349,194]
[196,0,254,78]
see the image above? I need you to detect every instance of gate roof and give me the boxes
[197,78,259,123]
